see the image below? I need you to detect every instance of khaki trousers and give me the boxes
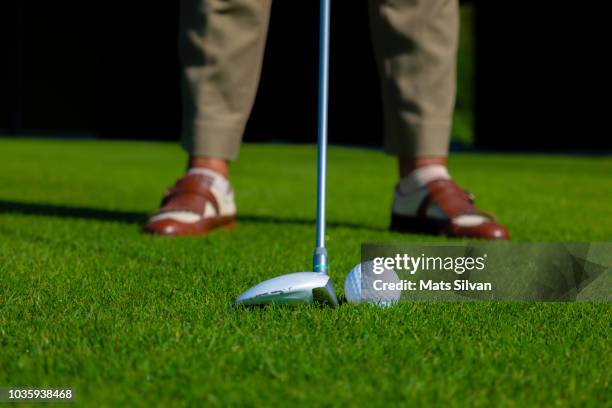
[179,0,458,160]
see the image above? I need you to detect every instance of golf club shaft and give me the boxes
[313,0,330,273]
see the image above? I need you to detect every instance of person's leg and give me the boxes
[145,0,272,236]
[180,0,272,165]
[368,0,458,161]
[369,0,509,239]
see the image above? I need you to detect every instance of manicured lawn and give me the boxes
[0,138,610,406]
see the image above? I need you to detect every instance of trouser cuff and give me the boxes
[181,120,244,161]
[384,121,451,158]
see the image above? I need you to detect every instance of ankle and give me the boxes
[188,156,229,178]
[399,156,447,178]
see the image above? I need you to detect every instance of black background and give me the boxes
[1,1,609,151]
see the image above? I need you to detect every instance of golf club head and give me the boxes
[235,272,339,307]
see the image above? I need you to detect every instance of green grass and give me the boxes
[0,138,610,407]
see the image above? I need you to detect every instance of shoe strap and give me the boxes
[157,174,220,217]
[416,179,493,221]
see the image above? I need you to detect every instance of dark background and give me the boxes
[1,1,609,151]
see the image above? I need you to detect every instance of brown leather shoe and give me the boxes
[144,172,236,236]
[390,179,509,240]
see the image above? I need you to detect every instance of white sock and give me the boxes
[187,168,231,195]
[398,165,450,194]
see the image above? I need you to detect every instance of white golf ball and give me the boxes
[344,261,401,307]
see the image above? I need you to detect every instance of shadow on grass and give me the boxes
[0,199,385,231]
[0,199,147,224]
[239,215,385,231]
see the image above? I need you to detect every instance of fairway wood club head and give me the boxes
[235,272,339,307]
